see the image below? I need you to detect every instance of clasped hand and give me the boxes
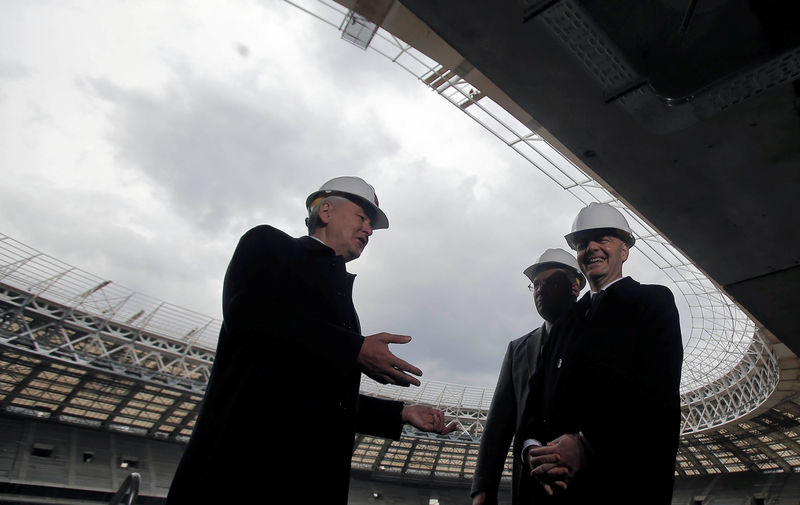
[526,433,586,496]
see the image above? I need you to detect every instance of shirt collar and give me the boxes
[299,235,334,256]
[590,275,624,296]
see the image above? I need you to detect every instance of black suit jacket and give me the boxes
[472,326,547,504]
[517,277,683,504]
[166,225,404,504]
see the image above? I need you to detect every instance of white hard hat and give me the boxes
[306,176,389,230]
[564,202,635,250]
[523,248,586,290]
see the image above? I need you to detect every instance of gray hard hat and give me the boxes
[306,176,389,229]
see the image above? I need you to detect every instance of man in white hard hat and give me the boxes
[519,202,683,505]
[166,176,457,505]
[471,249,585,505]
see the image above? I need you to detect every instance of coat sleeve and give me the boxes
[354,394,404,440]
[471,340,518,500]
[221,225,365,377]
[633,286,683,464]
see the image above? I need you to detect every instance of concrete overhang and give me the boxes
[344,0,800,357]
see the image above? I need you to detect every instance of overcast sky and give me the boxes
[0,0,686,388]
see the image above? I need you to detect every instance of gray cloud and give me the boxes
[0,60,31,79]
[0,60,31,102]
[85,68,402,236]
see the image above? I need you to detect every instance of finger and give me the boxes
[442,421,459,434]
[553,480,568,491]
[527,445,557,456]
[373,373,395,385]
[382,333,412,344]
[389,374,416,387]
[389,368,421,387]
[529,454,560,467]
[392,358,423,377]
[531,463,558,475]
[543,466,570,477]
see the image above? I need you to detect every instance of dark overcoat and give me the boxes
[166,225,403,504]
[517,277,683,504]
[471,327,547,504]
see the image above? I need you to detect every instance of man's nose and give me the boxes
[363,221,373,235]
[584,240,601,251]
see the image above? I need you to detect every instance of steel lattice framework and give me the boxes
[0,240,798,477]
[0,0,798,483]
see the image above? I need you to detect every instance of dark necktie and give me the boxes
[533,326,549,374]
[590,290,605,315]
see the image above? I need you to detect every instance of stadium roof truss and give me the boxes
[1,0,800,483]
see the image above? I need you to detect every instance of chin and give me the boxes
[586,266,607,277]
[588,272,604,282]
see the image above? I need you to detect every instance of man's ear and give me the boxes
[621,243,629,262]
[317,201,333,225]
[571,282,580,298]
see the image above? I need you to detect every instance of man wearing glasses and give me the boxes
[472,248,585,505]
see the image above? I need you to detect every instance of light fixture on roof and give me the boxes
[119,456,139,469]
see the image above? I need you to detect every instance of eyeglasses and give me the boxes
[528,272,576,292]
[528,281,547,292]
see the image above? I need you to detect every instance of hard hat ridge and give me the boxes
[564,202,635,250]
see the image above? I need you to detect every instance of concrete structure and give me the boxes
[377,0,800,360]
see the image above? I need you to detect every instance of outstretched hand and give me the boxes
[402,405,459,434]
[357,332,423,386]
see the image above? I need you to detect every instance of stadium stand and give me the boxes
[2,412,800,505]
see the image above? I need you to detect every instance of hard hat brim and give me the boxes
[306,190,389,230]
[523,262,586,291]
[564,228,635,250]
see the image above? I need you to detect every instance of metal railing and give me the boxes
[110,472,140,505]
